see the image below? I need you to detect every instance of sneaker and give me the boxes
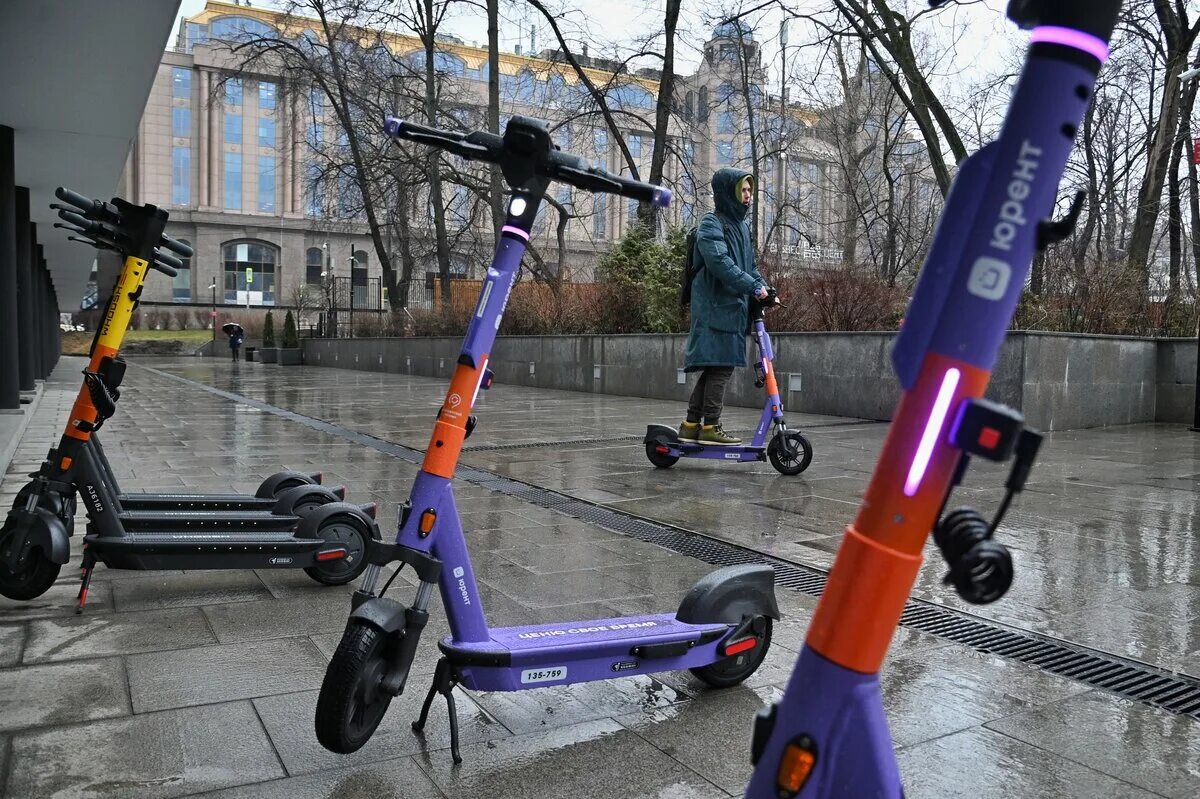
[678,421,701,442]
[700,423,742,446]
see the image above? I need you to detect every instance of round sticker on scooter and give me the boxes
[448,393,462,408]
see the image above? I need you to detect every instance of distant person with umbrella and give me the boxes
[223,322,244,362]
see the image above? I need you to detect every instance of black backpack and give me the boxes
[679,225,702,308]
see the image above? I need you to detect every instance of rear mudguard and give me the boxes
[676,564,779,625]
[2,507,71,566]
[645,424,680,444]
[295,501,382,542]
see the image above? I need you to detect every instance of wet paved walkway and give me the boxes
[1,355,1198,798]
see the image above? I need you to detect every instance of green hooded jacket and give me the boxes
[683,167,765,371]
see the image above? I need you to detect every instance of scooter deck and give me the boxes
[84,529,332,570]
[118,494,280,512]
[117,509,299,531]
[439,613,729,691]
[674,443,766,462]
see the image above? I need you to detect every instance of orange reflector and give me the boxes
[60,456,73,470]
[315,548,347,562]
[723,636,757,656]
[777,738,817,795]
[419,509,437,536]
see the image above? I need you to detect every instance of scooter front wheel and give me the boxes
[0,519,62,601]
[767,432,813,475]
[689,617,772,688]
[315,619,396,753]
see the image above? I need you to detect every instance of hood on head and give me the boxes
[711,167,753,222]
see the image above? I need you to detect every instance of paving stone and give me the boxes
[0,657,130,733]
[895,725,1162,798]
[5,701,284,799]
[986,690,1200,797]
[252,687,511,776]
[201,593,357,643]
[181,756,442,799]
[0,624,25,667]
[111,570,272,611]
[0,576,114,622]
[416,717,731,799]
[23,606,216,663]
[127,637,329,712]
[479,564,649,609]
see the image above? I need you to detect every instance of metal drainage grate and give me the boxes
[143,366,1200,721]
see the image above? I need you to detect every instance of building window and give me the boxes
[257,155,276,213]
[171,147,190,205]
[309,86,324,118]
[172,239,192,301]
[627,196,638,223]
[258,116,275,148]
[593,127,607,155]
[225,111,241,144]
[224,152,242,210]
[306,247,323,285]
[718,111,734,134]
[449,184,468,226]
[222,240,277,305]
[352,250,369,307]
[225,77,242,105]
[305,161,323,217]
[716,141,733,165]
[593,193,607,240]
[172,107,191,138]
[258,80,276,110]
[172,68,191,99]
[628,134,642,159]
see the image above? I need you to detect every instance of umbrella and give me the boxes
[222,322,244,336]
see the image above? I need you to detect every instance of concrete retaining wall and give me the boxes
[303,332,1195,431]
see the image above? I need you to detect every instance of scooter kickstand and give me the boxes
[76,550,96,615]
[412,656,463,764]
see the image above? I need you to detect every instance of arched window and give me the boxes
[351,250,369,307]
[516,68,539,103]
[222,240,278,306]
[306,247,324,285]
[433,51,465,76]
[173,239,192,302]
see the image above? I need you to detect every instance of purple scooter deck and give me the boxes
[443,613,730,691]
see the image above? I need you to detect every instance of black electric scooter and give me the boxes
[0,189,381,612]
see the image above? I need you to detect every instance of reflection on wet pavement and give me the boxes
[0,355,1195,798]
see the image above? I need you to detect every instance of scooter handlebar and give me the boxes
[159,235,193,258]
[54,187,120,225]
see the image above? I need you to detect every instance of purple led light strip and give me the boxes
[1029,26,1109,64]
[904,368,960,497]
[501,225,529,241]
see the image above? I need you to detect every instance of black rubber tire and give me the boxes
[689,618,773,689]
[645,440,679,469]
[255,470,316,499]
[315,619,396,753]
[303,513,371,585]
[767,432,813,476]
[0,522,63,601]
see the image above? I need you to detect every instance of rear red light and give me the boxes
[724,636,757,656]
[655,445,670,454]
[316,548,347,562]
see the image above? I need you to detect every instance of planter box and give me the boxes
[259,347,278,364]
[278,348,303,366]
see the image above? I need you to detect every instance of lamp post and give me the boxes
[1179,66,1200,431]
[209,278,217,348]
[347,253,356,339]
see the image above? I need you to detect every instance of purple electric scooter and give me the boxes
[313,115,780,762]
[644,289,814,475]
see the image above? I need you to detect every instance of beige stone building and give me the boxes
[122,1,881,321]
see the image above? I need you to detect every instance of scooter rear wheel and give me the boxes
[315,619,395,753]
[767,432,813,476]
[304,513,371,585]
[689,617,772,688]
[0,517,62,601]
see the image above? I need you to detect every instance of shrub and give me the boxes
[282,310,299,348]
[193,309,213,329]
[172,309,192,330]
[595,223,687,334]
[262,310,276,347]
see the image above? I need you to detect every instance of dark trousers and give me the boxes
[687,366,734,423]
[231,347,239,361]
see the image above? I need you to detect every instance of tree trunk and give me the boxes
[422,0,453,312]
[645,0,681,231]
[487,0,504,244]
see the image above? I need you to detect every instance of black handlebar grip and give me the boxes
[58,209,97,233]
[160,236,194,258]
[153,251,181,276]
[55,187,99,215]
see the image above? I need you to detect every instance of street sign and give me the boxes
[245,267,254,284]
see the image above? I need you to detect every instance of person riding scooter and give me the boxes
[680,167,769,446]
